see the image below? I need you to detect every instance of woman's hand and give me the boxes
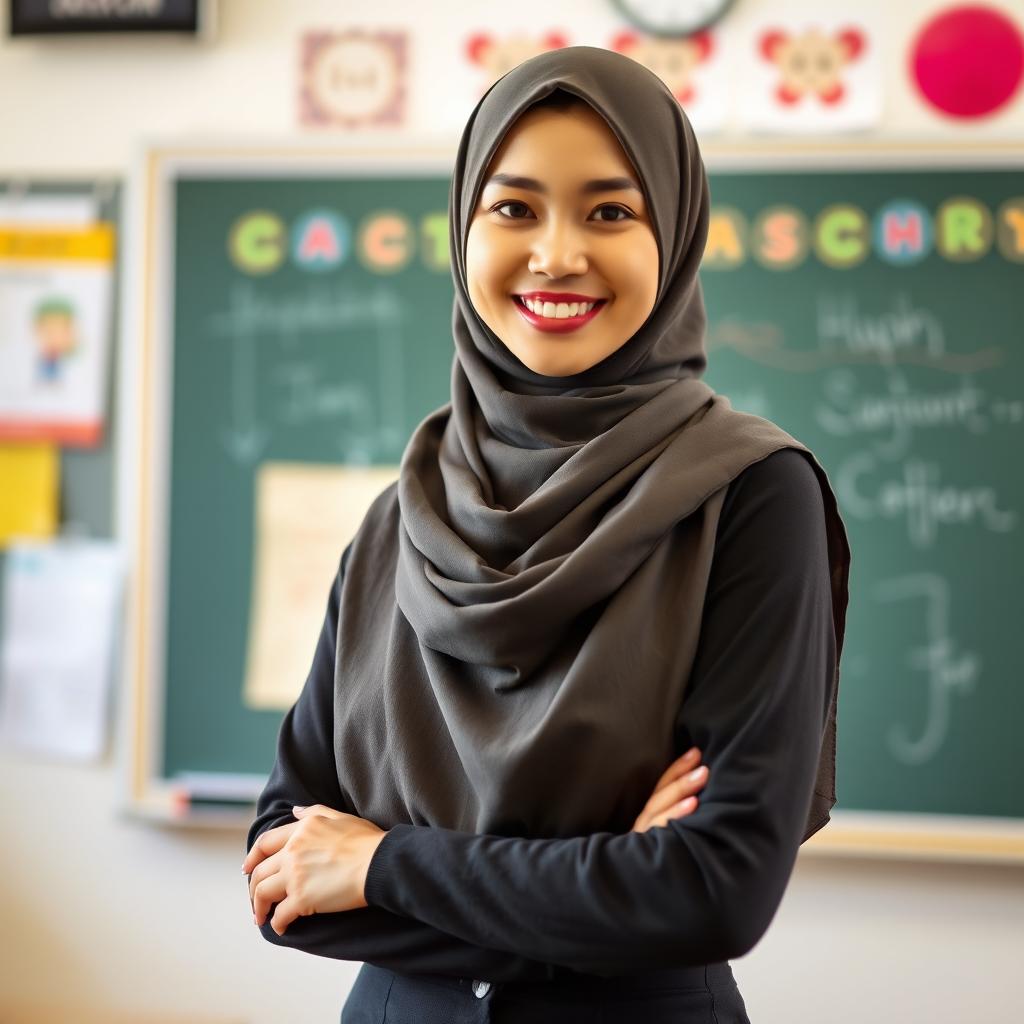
[241,804,388,936]
[631,746,708,833]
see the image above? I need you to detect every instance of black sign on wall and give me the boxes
[9,0,210,35]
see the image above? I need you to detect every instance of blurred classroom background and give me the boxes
[1,0,1023,1021]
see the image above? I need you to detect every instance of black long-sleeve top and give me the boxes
[245,446,836,983]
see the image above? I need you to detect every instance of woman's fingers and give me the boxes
[645,764,708,820]
[628,747,708,832]
[632,787,703,833]
[632,793,699,833]
[651,746,701,792]
[242,820,298,875]
[646,795,700,831]
[252,864,288,926]
[631,757,710,833]
[248,849,278,907]
[270,895,303,936]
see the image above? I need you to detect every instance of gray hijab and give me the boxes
[334,46,851,843]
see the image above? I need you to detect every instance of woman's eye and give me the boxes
[492,201,633,222]
[592,205,632,222]
[494,200,533,219]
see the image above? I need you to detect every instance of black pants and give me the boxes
[341,961,751,1023]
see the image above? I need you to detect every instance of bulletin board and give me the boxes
[0,178,121,741]
[117,138,1024,863]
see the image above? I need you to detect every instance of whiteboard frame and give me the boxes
[116,137,1024,860]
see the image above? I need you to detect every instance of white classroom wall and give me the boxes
[1,1,1022,1021]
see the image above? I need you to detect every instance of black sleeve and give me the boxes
[362,448,837,977]
[244,543,556,982]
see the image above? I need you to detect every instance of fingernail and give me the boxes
[688,765,707,779]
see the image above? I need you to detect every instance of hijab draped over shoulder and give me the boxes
[333,46,851,843]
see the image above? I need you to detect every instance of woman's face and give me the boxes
[466,102,660,378]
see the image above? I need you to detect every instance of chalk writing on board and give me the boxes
[991,398,1024,424]
[707,293,1004,373]
[221,325,269,465]
[206,279,415,463]
[873,572,981,766]
[207,280,402,343]
[275,362,370,425]
[706,318,781,361]
[376,315,409,453]
[273,362,384,463]
[818,291,945,364]
[817,369,995,458]
[835,452,1016,548]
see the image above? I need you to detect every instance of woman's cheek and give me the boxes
[465,232,496,311]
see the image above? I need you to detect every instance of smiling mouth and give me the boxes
[511,295,608,333]
[513,295,607,317]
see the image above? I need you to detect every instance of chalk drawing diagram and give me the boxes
[873,572,981,765]
[207,280,412,465]
[221,326,270,465]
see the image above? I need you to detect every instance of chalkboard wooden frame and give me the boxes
[116,138,1024,864]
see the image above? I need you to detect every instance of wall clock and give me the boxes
[610,0,736,38]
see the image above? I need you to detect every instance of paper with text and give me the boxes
[243,462,399,710]
[0,539,124,760]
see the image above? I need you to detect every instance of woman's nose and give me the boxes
[527,221,589,278]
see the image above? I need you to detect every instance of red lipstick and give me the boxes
[512,295,607,334]
[516,291,605,303]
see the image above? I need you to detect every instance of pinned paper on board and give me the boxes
[0,194,116,447]
[0,441,59,546]
[0,538,124,761]
[242,462,400,710]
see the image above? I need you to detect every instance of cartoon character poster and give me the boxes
[608,29,729,134]
[738,16,881,133]
[443,14,729,136]
[0,207,114,447]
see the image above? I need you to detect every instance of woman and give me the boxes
[243,45,851,1022]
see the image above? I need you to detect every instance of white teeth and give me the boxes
[518,297,596,318]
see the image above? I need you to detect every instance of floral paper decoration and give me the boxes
[738,16,881,133]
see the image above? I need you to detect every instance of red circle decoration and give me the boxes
[910,4,1024,118]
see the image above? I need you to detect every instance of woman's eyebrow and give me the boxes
[484,173,641,194]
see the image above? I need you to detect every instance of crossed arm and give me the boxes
[245,544,557,982]
[245,448,837,979]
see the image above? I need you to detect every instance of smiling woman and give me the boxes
[466,89,660,378]
[246,44,852,1024]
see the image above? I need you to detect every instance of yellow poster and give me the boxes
[0,218,116,447]
[0,442,59,546]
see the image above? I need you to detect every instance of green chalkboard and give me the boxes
[126,145,1024,855]
[165,173,455,785]
[699,160,1022,832]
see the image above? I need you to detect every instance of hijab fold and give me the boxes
[333,46,851,843]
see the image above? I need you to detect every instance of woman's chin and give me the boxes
[515,342,624,378]
[513,351,595,377]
